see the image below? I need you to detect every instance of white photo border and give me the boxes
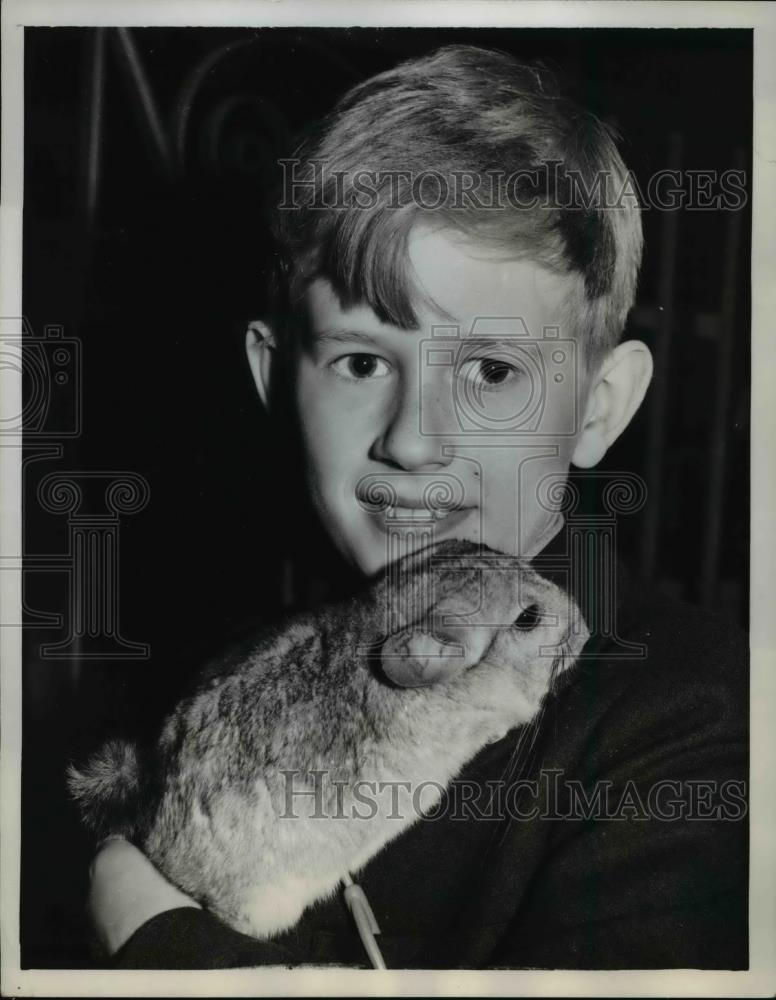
[2,1,774,996]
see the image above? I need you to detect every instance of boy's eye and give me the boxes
[457,357,522,390]
[331,353,391,381]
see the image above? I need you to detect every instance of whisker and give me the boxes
[481,634,575,860]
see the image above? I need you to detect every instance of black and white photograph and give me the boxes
[1,1,775,995]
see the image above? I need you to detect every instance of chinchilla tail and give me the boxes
[66,739,142,840]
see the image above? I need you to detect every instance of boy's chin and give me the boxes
[343,530,491,578]
[342,515,565,575]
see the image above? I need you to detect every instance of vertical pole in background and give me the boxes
[640,132,682,585]
[112,27,174,179]
[84,28,105,229]
[699,148,745,608]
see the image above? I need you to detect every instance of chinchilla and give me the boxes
[68,540,588,939]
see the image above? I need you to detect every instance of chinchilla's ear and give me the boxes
[245,320,277,411]
[381,618,499,688]
[381,573,523,688]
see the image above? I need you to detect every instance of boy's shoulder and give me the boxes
[546,567,748,782]
[533,522,747,724]
[595,570,747,704]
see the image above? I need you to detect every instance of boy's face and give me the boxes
[288,226,590,576]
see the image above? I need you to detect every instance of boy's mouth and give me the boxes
[385,504,453,521]
[367,502,475,536]
[355,482,475,538]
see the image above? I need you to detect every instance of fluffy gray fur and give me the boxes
[68,540,587,938]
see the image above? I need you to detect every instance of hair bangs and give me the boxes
[270,44,644,364]
[325,205,421,329]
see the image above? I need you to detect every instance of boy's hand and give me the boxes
[88,836,201,955]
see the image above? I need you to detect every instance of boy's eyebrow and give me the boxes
[310,328,387,347]
[311,329,540,349]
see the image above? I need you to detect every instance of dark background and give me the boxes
[21,27,751,967]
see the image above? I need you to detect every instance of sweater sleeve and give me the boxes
[491,605,749,970]
[114,908,303,969]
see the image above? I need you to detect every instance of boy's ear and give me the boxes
[245,320,277,411]
[572,340,654,469]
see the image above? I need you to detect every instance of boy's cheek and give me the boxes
[293,357,384,433]
[292,373,354,459]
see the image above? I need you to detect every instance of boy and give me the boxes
[86,45,748,969]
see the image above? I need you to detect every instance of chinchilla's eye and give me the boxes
[513,604,541,631]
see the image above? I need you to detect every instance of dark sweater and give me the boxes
[114,530,749,970]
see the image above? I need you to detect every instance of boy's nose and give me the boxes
[370,376,453,470]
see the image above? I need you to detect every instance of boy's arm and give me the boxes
[114,909,301,969]
[90,839,302,968]
[496,748,748,969]
[88,838,201,958]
